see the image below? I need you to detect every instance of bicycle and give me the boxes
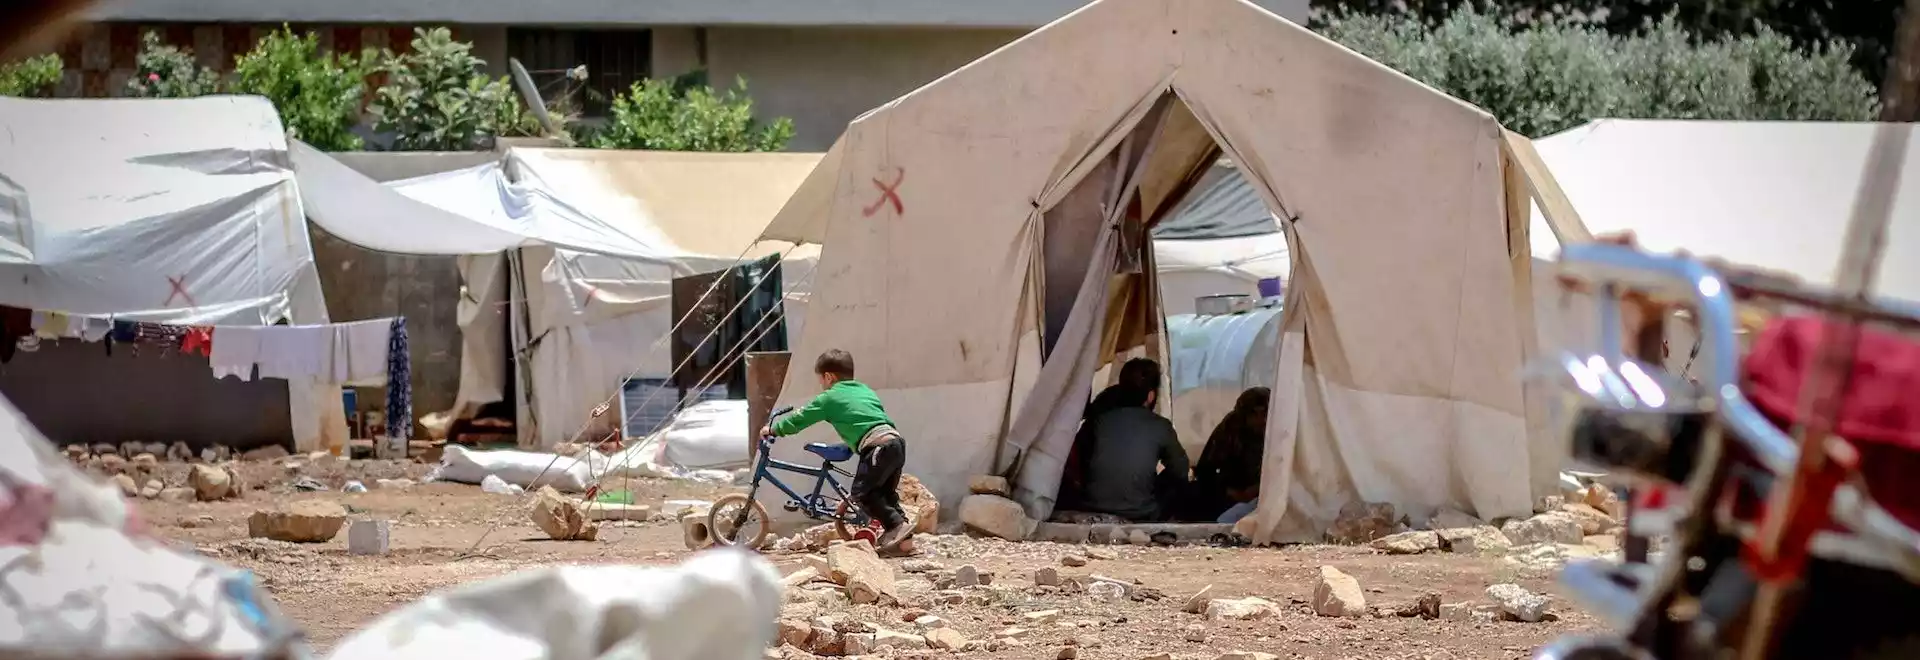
[707,406,873,548]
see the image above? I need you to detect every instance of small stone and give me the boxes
[874,628,927,649]
[969,475,1011,496]
[1486,583,1551,622]
[954,564,981,587]
[1370,530,1441,555]
[1056,647,1078,660]
[913,614,947,629]
[842,633,875,655]
[826,541,898,605]
[375,478,416,490]
[1128,529,1152,545]
[111,474,138,497]
[1024,609,1062,624]
[1085,547,1118,560]
[1312,566,1367,617]
[131,453,158,470]
[996,627,1029,639]
[1439,602,1475,621]
[1034,566,1063,587]
[157,487,196,503]
[1438,525,1513,555]
[1536,495,1566,513]
[958,494,1036,540]
[1184,584,1214,613]
[1088,581,1126,601]
[901,559,943,573]
[923,627,967,650]
[167,441,192,463]
[1060,554,1088,567]
[530,486,598,541]
[1394,592,1442,619]
[248,500,348,543]
[1502,512,1584,546]
[1184,623,1207,642]
[1206,597,1281,621]
[1326,501,1399,544]
[348,519,391,555]
[805,627,841,655]
[188,464,234,501]
[1067,634,1102,648]
[99,453,128,475]
[140,480,162,499]
[782,567,824,588]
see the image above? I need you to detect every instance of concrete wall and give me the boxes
[0,339,293,451]
[314,150,500,429]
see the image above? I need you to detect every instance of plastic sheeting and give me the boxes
[0,96,343,452]
[326,550,781,660]
[759,0,1547,540]
[629,399,753,471]
[1155,233,1290,316]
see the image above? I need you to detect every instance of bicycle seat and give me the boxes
[804,442,854,462]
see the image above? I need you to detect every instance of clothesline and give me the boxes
[0,305,414,441]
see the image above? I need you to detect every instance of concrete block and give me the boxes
[1031,522,1093,544]
[582,502,654,521]
[348,519,391,556]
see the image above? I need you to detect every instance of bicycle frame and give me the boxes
[745,436,861,520]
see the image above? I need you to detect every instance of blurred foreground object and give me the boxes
[325,550,782,660]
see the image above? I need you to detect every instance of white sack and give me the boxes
[326,550,781,660]
[652,400,752,470]
[426,445,607,493]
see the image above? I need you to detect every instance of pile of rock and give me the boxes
[65,441,232,468]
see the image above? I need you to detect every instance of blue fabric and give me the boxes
[1217,499,1258,525]
[386,318,411,441]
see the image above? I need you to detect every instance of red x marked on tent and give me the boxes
[163,275,197,308]
[862,167,906,217]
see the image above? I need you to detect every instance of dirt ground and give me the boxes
[133,456,1602,659]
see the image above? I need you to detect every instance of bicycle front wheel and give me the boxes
[708,493,771,549]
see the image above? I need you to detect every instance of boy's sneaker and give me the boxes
[876,523,913,551]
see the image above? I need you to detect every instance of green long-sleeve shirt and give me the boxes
[770,380,895,449]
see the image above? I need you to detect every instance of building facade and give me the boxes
[70,0,1309,150]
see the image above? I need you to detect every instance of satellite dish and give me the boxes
[508,57,562,138]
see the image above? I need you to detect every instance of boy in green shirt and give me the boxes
[759,348,912,550]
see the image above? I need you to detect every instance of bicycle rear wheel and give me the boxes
[708,493,771,549]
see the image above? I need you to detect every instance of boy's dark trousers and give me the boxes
[851,435,908,531]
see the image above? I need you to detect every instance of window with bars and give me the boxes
[507,28,651,118]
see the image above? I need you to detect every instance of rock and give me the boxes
[1398,592,1442,619]
[1486,583,1551,622]
[777,620,813,647]
[348,519,391,555]
[99,454,127,475]
[1536,495,1566,513]
[131,453,158,470]
[1205,597,1281,621]
[874,628,927,649]
[1085,547,1118,560]
[1060,553,1088,567]
[954,564,980,587]
[1430,507,1482,531]
[1088,581,1126,601]
[1216,653,1280,660]
[1439,602,1475,621]
[825,541,898,605]
[1561,503,1620,535]
[1502,512,1584,546]
[248,500,348,543]
[1184,624,1208,642]
[996,627,1030,639]
[241,445,290,461]
[913,614,948,629]
[111,474,138,497]
[1023,609,1062,624]
[1311,566,1367,617]
[342,480,368,493]
[1032,566,1065,587]
[958,494,1036,540]
[923,627,967,650]
[805,627,842,656]
[291,477,329,492]
[783,567,824,588]
[901,558,942,573]
[898,473,941,535]
[1438,525,1513,555]
[375,478,416,490]
[1140,654,1174,660]
[1184,585,1214,613]
[1370,530,1442,555]
[140,480,162,499]
[188,464,234,501]
[167,441,192,463]
[1128,529,1152,545]
[842,632,875,655]
[144,442,167,457]
[157,487,196,503]
[530,486,599,541]
[63,444,87,460]
[969,475,1011,496]
[1326,501,1399,544]
[1583,484,1625,518]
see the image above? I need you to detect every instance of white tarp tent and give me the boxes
[758,0,1569,543]
[299,147,825,450]
[0,96,345,451]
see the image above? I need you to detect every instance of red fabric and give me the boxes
[0,483,55,546]
[1743,315,1920,529]
[181,326,213,356]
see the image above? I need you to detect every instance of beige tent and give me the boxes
[758,0,1575,543]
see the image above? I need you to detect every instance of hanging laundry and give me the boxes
[331,319,392,385]
[257,325,331,381]
[29,311,64,339]
[107,320,139,357]
[386,318,411,442]
[77,316,110,342]
[0,306,31,364]
[209,326,264,381]
[181,327,213,357]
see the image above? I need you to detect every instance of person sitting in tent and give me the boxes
[1189,387,1270,523]
[1078,374,1188,522]
[1059,358,1165,511]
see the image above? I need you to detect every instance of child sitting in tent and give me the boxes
[759,348,913,550]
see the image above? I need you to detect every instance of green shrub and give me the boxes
[368,27,520,151]
[124,31,220,98]
[0,54,62,97]
[591,74,795,152]
[230,26,372,151]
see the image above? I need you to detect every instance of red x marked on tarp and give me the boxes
[862,166,906,217]
[163,275,197,308]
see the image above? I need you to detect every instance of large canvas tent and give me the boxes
[0,96,345,451]
[757,0,1572,543]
